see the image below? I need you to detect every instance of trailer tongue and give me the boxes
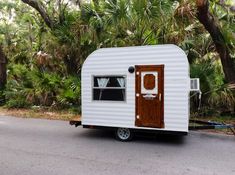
[189,119,235,135]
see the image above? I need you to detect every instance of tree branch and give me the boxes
[21,0,54,29]
[196,0,235,83]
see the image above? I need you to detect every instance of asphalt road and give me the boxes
[0,116,234,175]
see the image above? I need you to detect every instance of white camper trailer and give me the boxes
[73,44,199,141]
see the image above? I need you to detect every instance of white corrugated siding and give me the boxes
[82,44,190,132]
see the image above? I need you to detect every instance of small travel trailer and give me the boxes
[71,44,200,141]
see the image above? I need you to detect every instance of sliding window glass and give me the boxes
[93,76,126,101]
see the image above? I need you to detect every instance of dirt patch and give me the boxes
[0,107,80,121]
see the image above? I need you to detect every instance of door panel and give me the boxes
[135,65,164,128]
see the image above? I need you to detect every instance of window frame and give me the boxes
[91,75,127,102]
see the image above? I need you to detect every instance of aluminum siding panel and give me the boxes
[82,45,190,132]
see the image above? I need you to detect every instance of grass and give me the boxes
[0,106,80,121]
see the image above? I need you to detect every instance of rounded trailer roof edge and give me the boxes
[82,44,187,68]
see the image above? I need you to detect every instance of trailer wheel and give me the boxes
[115,128,133,141]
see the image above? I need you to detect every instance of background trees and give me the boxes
[0,0,234,116]
[196,0,235,83]
[0,45,7,96]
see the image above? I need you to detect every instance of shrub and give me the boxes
[190,60,235,116]
[4,64,81,109]
[57,76,81,107]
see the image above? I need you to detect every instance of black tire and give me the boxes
[115,128,133,141]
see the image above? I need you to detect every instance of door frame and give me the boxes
[135,65,164,128]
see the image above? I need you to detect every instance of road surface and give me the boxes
[0,115,234,175]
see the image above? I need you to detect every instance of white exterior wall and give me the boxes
[82,45,190,132]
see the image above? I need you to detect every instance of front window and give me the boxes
[93,76,126,101]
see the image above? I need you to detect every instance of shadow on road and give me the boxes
[135,133,185,145]
[74,128,186,145]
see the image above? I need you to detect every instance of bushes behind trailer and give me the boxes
[4,64,81,109]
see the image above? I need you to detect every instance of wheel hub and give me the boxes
[117,128,130,140]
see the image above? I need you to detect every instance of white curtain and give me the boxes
[97,78,109,100]
[117,77,125,100]
[117,77,125,87]
[97,78,109,88]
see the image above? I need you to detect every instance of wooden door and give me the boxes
[135,65,164,128]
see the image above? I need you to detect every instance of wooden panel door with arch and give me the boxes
[135,65,164,128]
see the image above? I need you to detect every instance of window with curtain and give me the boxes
[93,76,126,101]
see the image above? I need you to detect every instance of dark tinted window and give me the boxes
[93,76,125,101]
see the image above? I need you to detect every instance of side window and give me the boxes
[93,76,126,101]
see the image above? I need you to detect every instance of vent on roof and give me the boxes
[190,78,200,91]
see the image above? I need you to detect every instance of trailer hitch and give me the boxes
[189,119,235,136]
[69,117,81,127]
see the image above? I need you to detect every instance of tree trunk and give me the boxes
[196,0,235,83]
[0,45,7,90]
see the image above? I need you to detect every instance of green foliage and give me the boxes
[5,91,31,108]
[190,59,235,115]
[57,76,81,106]
[0,0,234,116]
[4,64,81,108]
[4,64,33,108]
